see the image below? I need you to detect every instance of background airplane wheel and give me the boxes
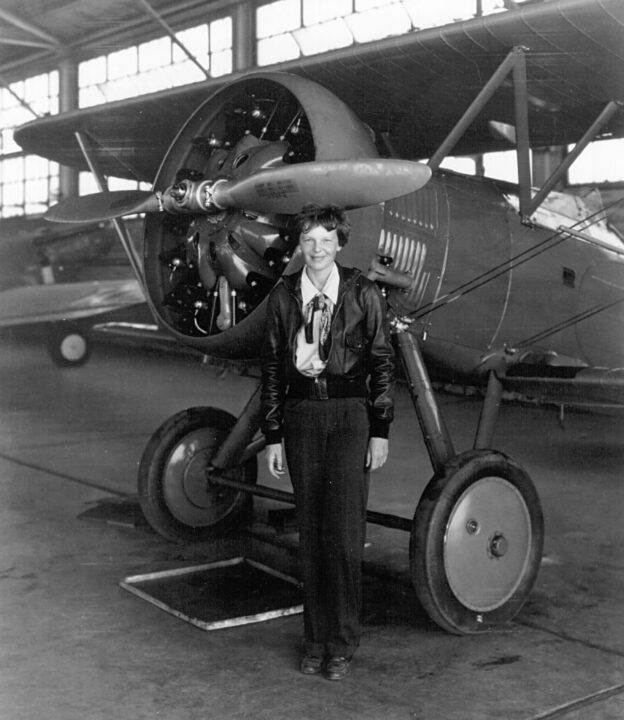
[410,450,543,635]
[47,322,91,367]
[138,406,257,543]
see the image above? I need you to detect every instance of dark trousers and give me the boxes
[284,397,370,658]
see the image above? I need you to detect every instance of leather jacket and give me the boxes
[261,264,395,445]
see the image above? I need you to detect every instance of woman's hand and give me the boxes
[265,443,285,479]
[366,437,389,471]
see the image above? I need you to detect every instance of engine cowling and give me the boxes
[142,73,382,359]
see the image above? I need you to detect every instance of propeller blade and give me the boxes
[44,190,160,223]
[213,159,432,214]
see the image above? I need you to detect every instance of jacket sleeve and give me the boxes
[260,286,288,445]
[361,278,395,438]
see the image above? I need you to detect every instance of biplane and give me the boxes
[0,216,145,365]
[14,0,624,633]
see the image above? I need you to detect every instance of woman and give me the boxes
[261,204,395,681]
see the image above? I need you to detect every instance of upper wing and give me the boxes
[0,279,145,327]
[14,0,624,178]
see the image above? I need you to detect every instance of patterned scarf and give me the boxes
[304,293,331,361]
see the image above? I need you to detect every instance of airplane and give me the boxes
[13,0,624,635]
[0,215,147,366]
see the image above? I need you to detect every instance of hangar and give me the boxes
[1,1,623,717]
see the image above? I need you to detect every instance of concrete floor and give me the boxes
[0,337,623,720]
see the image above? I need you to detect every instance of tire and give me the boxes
[138,406,257,543]
[47,323,91,367]
[410,450,544,634]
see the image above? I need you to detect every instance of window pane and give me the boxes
[79,56,107,87]
[106,77,141,102]
[211,50,232,77]
[5,182,24,207]
[139,37,170,71]
[482,0,506,14]
[346,4,411,42]
[107,47,138,80]
[257,34,301,65]
[1,128,19,154]
[303,0,352,26]
[79,85,105,108]
[9,80,23,103]
[25,155,48,178]
[402,0,475,29]
[170,59,209,84]
[257,0,301,39]
[210,17,232,51]
[568,139,624,184]
[440,156,476,175]
[135,68,169,95]
[356,0,393,10]
[295,19,353,55]
[24,74,47,104]
[109,177,137,191]
[79,173,100,195]
[174,24,209,61]
[483,150,518,183]
[26,178,47,202]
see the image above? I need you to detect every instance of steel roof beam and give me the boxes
[136,0,210,79]
[0,35,55,49]
[0,8,62,50]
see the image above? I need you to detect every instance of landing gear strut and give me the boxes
[136,324,543,634]
[394,327,544,634]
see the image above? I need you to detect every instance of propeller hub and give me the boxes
[163,178,231,215]
[170,183,187,202]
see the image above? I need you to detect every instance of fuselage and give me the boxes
[143,168,624,378]
[343,170,624,381]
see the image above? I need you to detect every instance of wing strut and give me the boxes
[74,130,147,295]
[427,46,622,224]
[526,101,622,217]
[428,47,524,172]
[428,47,535,219]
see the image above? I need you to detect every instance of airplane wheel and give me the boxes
[47,323,91,367]
[138,406,257,543]
[410,450,543,635]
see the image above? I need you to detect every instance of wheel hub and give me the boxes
[443,476,532,612]
[162,428,240,526]
[489,532,509,558]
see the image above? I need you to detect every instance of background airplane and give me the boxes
[0,215,148,365]
[13,0,624,633]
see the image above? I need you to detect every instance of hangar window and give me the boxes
[78,17,232,108]
[78,173,151,198]
[567,139,624,185]
[0,72,59,218]
[256,0,515,65]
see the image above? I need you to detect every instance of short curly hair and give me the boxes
[292,204,350,247]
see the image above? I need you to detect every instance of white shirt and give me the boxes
[295,263,340,376]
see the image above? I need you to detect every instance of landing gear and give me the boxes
[135,325,544,634]
[392,325,544,634]
[47,322,91,367]
[138,407,257,543]
[410,450,543,634]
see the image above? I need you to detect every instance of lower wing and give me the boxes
[0,279,146,327]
